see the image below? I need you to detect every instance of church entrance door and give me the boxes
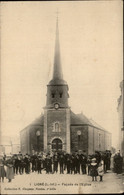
[52,138,62,152]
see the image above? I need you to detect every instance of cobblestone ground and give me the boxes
[1,170,124,194]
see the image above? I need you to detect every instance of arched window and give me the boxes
[55,123,59,131]
[53,122,61,132]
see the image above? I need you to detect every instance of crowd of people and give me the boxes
[0,149,123,183]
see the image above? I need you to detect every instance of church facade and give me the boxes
[20,19,111,155]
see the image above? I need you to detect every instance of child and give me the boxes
[97,161,104,182]
[90,158,98,181]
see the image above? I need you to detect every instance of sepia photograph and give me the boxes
[0,0,123,194]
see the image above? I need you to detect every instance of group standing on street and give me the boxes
[0,149,123,183]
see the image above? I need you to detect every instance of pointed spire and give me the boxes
[52,12,63,80]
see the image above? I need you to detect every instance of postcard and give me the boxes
[0,1,123,194]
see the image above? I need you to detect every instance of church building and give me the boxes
[20,18,111,155]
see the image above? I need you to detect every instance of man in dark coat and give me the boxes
[80,154,87,174]
[75,154,80,174]
[106,150,112,170]
[21,155,26,174]
[14,155,20,174]
[53,152,59,173]
[45,154,52,174]
[70,154,75,174]
[13,155,19,175]
[24,154,30,174]
[66,154,71,174]
[37,155,42,174]
[63,152,68,171]
[31,154,37,172]
[59,153,65,174]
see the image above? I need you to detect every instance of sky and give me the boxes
[1,1,123,148]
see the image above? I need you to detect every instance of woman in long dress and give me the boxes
[5,155,14,182]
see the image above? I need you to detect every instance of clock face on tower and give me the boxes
[54,103,59,109]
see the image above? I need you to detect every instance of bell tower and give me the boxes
[46,16,69,109]
[43,16,70,153]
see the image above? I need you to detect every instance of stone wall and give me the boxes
[71,125,88,154]
[88,126,111,154]
[30,125,44,153]
[20,125,44,154]
[47,109,67,152]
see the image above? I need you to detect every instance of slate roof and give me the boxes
[88,118,108,132]
[20,114,44,132]
[70,111,92,125]
[31,115,44,126]
[70,111,108,132]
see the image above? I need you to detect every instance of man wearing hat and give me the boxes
[13,155,19,175]
[66,153,71,174]
[80,153,87,175]
[53,152,59,174]
[59,153,65,174]
[24,154,30,174]
[37,155,43,174]
[70,154,75,174]
[30,152,37,172]
[45,154,52,174]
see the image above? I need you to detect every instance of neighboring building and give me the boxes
[0,135,20,155]
[117,80,124,158]
[0,136,12,155]
[20,18,111,155]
